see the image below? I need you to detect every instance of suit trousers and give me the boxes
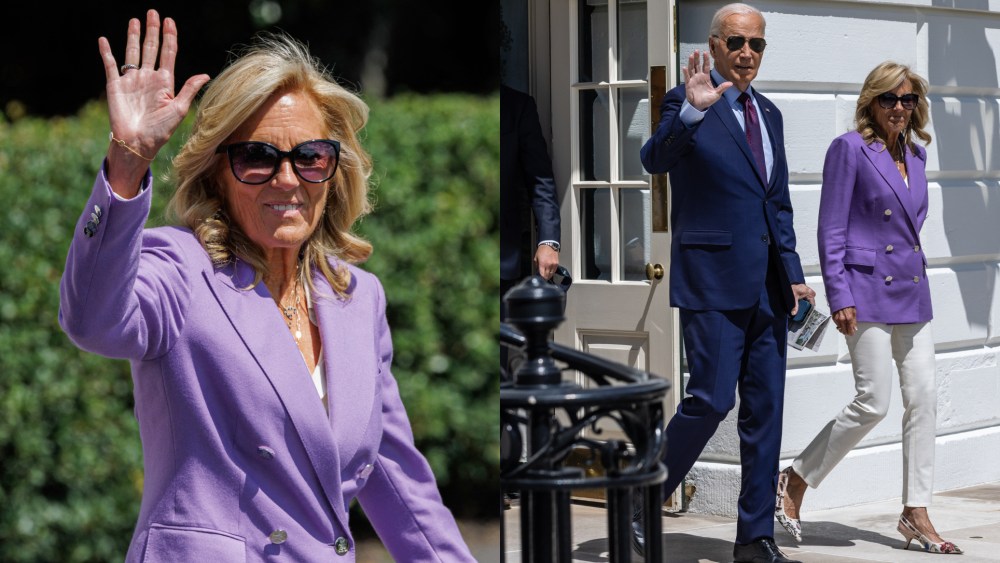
[792,321,936,506]
[663,265,788,543]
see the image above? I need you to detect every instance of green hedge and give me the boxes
[0,93,499,562]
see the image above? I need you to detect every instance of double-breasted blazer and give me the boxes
[818,131,932,324]
[639,83,804,312]
[59,170,474,562]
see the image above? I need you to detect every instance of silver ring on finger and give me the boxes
[120,64,139,74]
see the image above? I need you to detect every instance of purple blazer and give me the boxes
[59,169,475,562]
[818,131,932,324]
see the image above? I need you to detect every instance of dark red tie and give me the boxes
[739,92,767,182]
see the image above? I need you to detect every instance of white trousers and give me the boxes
[792,321,937,506]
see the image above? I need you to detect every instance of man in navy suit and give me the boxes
[500,84,561,376]
[634,4,814,562]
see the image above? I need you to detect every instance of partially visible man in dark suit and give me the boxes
[633,4,814,563]
[500,84,561,374]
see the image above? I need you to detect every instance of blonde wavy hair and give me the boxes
[855,61,932,151]
[168,32,372,298]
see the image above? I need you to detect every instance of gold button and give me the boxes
[884,209,892,216]
[335,536,349,555]
[886,244,894,252]
[914,245,920,251]
[269,529,288,544]
[885,276,893,282]
[914,276,920,283]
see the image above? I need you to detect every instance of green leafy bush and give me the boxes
[0,93,499,562]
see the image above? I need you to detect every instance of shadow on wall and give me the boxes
[928,0,1000,336]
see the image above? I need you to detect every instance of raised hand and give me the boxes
[682,50,732,111]
[98,9,210,197]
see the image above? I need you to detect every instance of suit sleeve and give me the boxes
[59,166,192,361]
[639,86,699,174]
[356,278,475,562]
[817,137,859,313]
[518,94,561,244]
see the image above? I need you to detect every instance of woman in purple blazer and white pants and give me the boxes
[773,62,962,555]
[59,10,474,562]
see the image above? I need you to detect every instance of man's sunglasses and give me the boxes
[877,93,919,110]
[216,139,341,185]
[713,35,767,54]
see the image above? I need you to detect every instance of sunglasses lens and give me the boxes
[725,36,746,51]
[723,36,766,53]
[230,143,279,184]
[293,141,339,183]
[878,93,918,110]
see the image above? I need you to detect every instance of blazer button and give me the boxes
[269,529,288,544]
[334,536,350,555]
[913,276,920,283]
[90,212,100,225]
[93,204,103,218]
[761,234,770,244]
[257,445,275,460]
[885,244,893,252]
[885,275,893,282]
[884,209,892,216]
[357,463,375,480]
[914,245,920,252]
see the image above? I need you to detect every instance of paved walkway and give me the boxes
[503,482,1000,562]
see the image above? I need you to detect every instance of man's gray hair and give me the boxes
[709,3,765,37]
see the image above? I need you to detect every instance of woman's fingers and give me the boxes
[158,17,179,75]
[98,37,120,83]
[140,10,161,70]
[124,17,142,68]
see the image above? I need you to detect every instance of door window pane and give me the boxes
[581,188,612,280]
[579,89,610,182]
[619,88,649,181]
[620,188,651,281]
[579,0,609,83]
[618,0,648,80]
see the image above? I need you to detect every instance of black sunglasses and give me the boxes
[216,139,341,185]
[713,35,767,53]
[877,93,919,110]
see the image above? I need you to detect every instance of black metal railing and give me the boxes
[501,276,670,562]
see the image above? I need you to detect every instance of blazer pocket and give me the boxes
[143,524,246,562]
[680,230,733,247]
[843,246,876,274]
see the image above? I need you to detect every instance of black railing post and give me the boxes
[500,275,670,562]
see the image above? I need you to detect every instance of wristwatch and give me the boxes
[538,241,560,252]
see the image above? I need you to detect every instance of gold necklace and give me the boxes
[278,261,304,341]
[280,281,303,341]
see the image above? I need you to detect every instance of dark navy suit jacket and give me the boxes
[640,83,804,312]
[500,85,560,280]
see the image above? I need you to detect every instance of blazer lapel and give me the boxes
[205,260,350,532]
[905,146,928,232]
[708,77,767,190]
[759,102,781,193]
[311,267,377,471]
[711,100,767,189]
[863,142,920,234]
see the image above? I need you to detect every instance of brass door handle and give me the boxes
[645,263,664,280]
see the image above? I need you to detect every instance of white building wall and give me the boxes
[676,0,1000,517]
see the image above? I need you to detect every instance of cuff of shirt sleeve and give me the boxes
[101,158,153,202]
[679,99,707,128]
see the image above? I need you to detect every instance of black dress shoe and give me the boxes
[732,538,801,563]
[631,489,645,556]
